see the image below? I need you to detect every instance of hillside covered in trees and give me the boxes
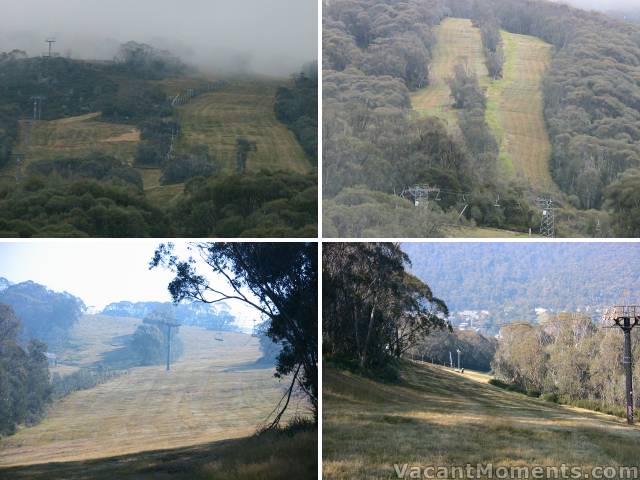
[403,242,640,333]
[101,301,240,332]
[0,43,317,238]
[323,0,640,237]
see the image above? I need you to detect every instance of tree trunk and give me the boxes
[360,299,377,368]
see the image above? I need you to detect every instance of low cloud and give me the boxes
[0,0,318,76]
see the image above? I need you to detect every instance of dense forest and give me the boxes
[0,45,317,237]
[323,242,450,376]
[274,64,318,164]
[323,0,640,236]
[493,313,640,417]
[403,242,640,333]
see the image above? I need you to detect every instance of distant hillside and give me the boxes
[0,50,317,238]
[0,281,85,349]
[0,277,12,291]
[101,301,240,332]
[403,243,640,333]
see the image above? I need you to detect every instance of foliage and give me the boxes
[605,169,640,237]
[134,118,179,167]
[323,242,450,370]
[0,304,52,436]
[454,0,640,209]
[274,67,318,163]
[0,282,84,349]
[101,301,240,331]
[51,366,122,399]
[172,171,317,237]
[0,55,118,120]
[235,137,257,173]
[101,85,172,125]
[150,242,318,425]
[130,321,182,367]
[492,313,640,413]
[162,145,217,185]
[0,177,167,237]
[412,328,497,371]
[113,41,186,80]
[324,0,640,232]
[28,155,143,190]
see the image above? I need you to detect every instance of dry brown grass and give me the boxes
[323,361,640,479]
[0,315,307,468]
[0,427,317,480]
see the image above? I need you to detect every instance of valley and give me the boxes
[0,314,303,467]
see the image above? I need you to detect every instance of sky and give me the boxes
[0,0,318,76]
[0,241,261,332]
[552,0,640,12]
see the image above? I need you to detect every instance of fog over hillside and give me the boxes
[0,0,317,76]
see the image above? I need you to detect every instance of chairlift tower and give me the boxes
[603,306,640,425]
[537,197,555,238]
[456,348,462,371]
[45,38,57,58]
[158,319,181,371]
[31,95,46,121]
[400,185,441,207]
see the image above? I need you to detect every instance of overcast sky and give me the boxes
[0,0,317,76]
[552,0,640,12]
[0,241,261,332]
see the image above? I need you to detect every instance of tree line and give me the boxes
[0,304,51,436]
[493,313,639,416]
[323,242,450,376]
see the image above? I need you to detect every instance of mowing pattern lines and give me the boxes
[411,18,489,132]
[177,83,311,174]
[323,362,640,479]
[0,317,303,467]
[6,114,140,181]
[486,31,554,189]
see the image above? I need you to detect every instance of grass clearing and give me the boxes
[176,80,311,174]
[411,18,489,134]
[0,315,308,467]
[411,18,554,192]
[323,361,640,479]
[0,427,317,480]
[12,114,140,173]
[485,31,553,189]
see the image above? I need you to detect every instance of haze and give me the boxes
[0,0,317,76]
[552,0,640,13]
[0,241,261,331]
